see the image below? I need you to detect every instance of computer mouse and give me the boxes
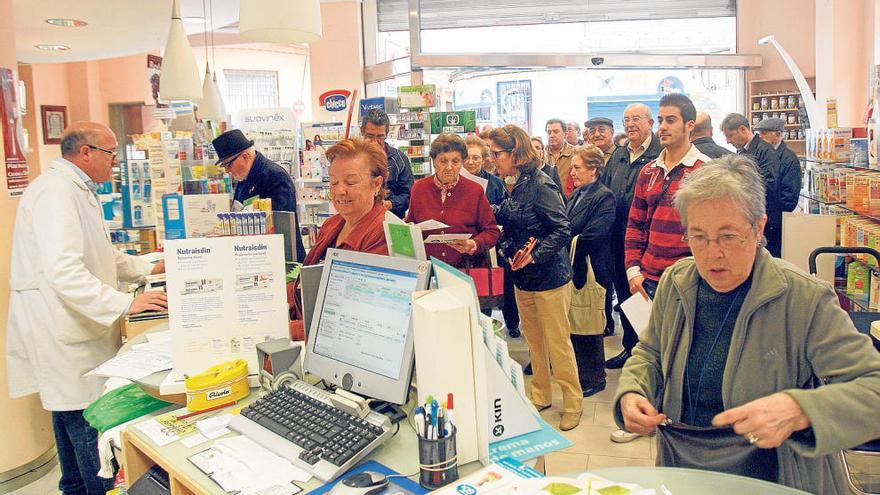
[328,471,390,495]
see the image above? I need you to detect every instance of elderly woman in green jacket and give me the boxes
[614,154,880,494]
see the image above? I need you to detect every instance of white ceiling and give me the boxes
[13,0,316,64]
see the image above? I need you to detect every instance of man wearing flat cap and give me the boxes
[213,129,306,261]
[584,117,617,165]
[756,117,802,233]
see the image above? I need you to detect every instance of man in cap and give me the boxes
[213,129,306,261]
[690,112,732,159]
[584,117,617,164]
[721,113,783,256]
[755,117,802,231]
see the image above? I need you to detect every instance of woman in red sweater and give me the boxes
[406,133,500,269]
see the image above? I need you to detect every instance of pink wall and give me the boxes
[738,0,817,84]
[309,1,364,123]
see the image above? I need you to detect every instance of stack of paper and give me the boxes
[85,347,172,381]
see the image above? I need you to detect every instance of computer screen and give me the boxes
[303,249,431,404]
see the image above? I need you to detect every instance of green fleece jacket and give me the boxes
[614,248,880,494]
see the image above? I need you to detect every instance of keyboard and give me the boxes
[229,380,392,482]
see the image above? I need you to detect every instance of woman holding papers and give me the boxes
[566,145,615,398]
[487,124,583,431]
[287,138,390,339]
[614,156,880,494]
[406,133,500,269]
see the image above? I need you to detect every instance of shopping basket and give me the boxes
[808,246,880,342]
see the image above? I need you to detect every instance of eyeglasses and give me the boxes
[488,149,512,159]
[588,126,611,134]
[683,230,752,250]
[86,144,117,159]
[622,116,646,125]
[218,152,243,168]
[362,132,387,141]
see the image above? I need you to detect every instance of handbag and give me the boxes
[460,249,504,310]
[568,235,606,336]
[653,297,779,482]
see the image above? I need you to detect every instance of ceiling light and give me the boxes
[239,0,322,44]
[160,0,203,101]
[35,44,70,51]
[45,18,88,28]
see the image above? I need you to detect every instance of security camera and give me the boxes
[591,57,604,66]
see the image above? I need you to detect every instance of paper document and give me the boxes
[383,211,427,260]
[461,168,488,192]
[145,329,172,345]
[85,348,172,381]
[416,219,449,231]
[424,233,472,244]
[620,293,653,337]
[134,418,180,447]
[188,435,310,494]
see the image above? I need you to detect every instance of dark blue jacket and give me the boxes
[384,143,415,218]
[477,168,506,206]
[233,151,305,261]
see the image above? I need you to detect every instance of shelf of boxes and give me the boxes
[748,77,816,156]
[389,111,432,178]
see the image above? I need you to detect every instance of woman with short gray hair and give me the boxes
[613,154,880,493]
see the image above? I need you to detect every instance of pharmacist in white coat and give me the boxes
[6,122,167,495]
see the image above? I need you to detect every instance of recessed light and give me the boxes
[45,18,88,28]
[182,16,206,23]
[35,44,70,51]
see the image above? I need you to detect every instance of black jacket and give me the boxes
[567,180,615,290]
[600,134,662,237]
[692,136,732,159]
[740,136,782,224]
[384,144,415,218]
[540,163,563,192]
[495,163,572,291]
[233,151,306,261]
[776,141,803,213]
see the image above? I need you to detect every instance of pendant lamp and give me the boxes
[199,67,227,120]
[239,0,322,44]
[160,0,203,101]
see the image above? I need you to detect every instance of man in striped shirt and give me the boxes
[611,93,711,444]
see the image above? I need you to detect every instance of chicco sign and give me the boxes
[319,90,351,112]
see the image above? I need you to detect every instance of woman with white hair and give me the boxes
[614,154,880,493]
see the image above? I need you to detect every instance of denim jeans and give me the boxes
[52,410,114,495]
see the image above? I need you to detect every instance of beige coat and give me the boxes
[614,248,880,494]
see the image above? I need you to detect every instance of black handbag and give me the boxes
[654,304,780,482]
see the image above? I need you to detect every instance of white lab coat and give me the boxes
[6,158,153,411]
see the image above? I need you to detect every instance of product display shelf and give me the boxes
[749,77,816,156]
[389,111,431,178]
[837,287,872,312]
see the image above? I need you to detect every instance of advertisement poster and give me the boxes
[147,54,163,105]
[0,68,29,196]
[398,84,436,109]
[165,235,289,379]
[429,111,477,134]
[496,80,532,134]
[300,121,350,149]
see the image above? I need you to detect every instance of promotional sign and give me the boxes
[496,80,532,134]
[429,111,477,134]
[147,54,162,105]
[359,97,398,117]
[301,121,349,147]
[318,89,351,113]
[398,84,436,109]
[232,107,297,132]
[0,68,29,196]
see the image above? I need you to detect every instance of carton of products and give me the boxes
[870,175,880,216]
[830,128,853,162]
[871,270,880,310]
[853,174,871,213]
[847,261,870,297]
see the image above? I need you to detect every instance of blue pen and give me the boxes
[430,400,439,439]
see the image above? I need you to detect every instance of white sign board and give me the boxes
[232,107,298,132]
[165,235,289,379]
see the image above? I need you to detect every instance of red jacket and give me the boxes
[405,176,500,268]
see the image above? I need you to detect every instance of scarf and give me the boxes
[433,174,459,204]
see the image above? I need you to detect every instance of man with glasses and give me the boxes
[612,94,711,443]
[601,104,660,348]
[7,122,167,495]
[360,108,414,219]
[212,129,305,261]
[566,120,584,146]
[584,117,617,164]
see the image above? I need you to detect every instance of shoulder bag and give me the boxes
[568,235,606,336]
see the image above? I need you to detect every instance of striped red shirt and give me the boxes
[624,145,711,281]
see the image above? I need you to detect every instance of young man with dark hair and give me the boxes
[721,112,783,256]
[612,93,711,443]
[360,108,415,218]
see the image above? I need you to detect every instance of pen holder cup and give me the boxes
[417,425,458,489]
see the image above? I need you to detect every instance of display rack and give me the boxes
[749,77,816,156]
[800,156,880,312]
[389,111,431,178]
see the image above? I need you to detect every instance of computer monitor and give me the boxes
[303,248,431,405]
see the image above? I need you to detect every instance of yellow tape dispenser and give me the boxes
[185,359,250,412]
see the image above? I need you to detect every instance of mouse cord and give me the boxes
[386,472,420,479]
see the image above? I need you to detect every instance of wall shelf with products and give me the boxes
[389,111,432,178]
[749,77,816,157]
